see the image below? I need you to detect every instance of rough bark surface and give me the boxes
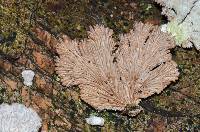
[0,0,199,131]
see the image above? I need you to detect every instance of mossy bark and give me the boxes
[0,0,199,131]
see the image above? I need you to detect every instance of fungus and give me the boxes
[55,23,179,116]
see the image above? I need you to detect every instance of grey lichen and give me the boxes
[0,103,42,132]
[156,0,200,49]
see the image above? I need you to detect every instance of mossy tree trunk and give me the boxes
[0,0,199,131]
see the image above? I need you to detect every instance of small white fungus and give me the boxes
[86,116,104,126]
[160,24,168,33]
[21,70,35,86]
[0,103,42,132]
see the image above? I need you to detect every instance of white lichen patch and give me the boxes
[155,0,200,49]
[86,116,104,126]
[0,103,42,132]
[21,69,35,86]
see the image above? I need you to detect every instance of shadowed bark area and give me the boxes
[0,0,199,131]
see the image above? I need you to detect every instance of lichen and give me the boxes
[0,103,42,132]
[155,0,200,49]
[167,21,189,46]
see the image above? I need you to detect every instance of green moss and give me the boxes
[0,82,10,104]
[0,83,6,103]
[137,0,162,22]
[0,0,36,57]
